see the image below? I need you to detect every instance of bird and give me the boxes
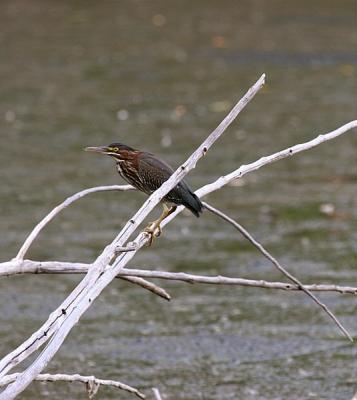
[84,143,203,243]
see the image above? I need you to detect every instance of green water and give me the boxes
[0,1,356,399]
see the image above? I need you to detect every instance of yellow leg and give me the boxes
[144,204,177,245]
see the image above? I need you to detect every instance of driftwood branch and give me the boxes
[1,119,356,393]
[0,373,145,399]
[0,74,266,400]
[1,259,356,294]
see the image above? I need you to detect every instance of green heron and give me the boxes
[85,143,203,242]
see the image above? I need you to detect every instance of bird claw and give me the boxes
[144,231,154,246]
[144,222,162,246]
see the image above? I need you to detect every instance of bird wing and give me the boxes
[137,152,176,193]
[138,152,202,215]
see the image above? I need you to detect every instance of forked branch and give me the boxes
[0,73,356,399]
[0,74,266,400]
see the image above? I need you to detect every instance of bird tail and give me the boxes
[183,190,203,217]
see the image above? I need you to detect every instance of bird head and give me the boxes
[84,143,136,160]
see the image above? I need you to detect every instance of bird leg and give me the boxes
[144,204,177,245]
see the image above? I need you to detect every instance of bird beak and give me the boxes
[84,146,109,154]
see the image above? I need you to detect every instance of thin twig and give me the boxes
[115,245,137,253]
[120,276,171,301]
[152,387,163,400]
[0,373,145,399]
[202,201,353,342]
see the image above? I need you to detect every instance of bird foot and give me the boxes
[144,222,162,246]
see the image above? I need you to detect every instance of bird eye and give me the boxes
[113,147,119,152]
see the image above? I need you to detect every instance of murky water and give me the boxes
[0,1,356,399]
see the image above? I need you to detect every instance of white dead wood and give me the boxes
[0,74,266,399]
[120,269,357,295]
[0,73,355,397]
[1,259,356,294]
[0,373,145,399]
[1,259,170,299]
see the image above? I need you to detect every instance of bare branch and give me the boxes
[0,373,145,399]
[1,259,356,294]
[202,202,353,340]
[195,120,357,200]
[0,259,169,300]
[15,185,135,261]
[120,269,357,295]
